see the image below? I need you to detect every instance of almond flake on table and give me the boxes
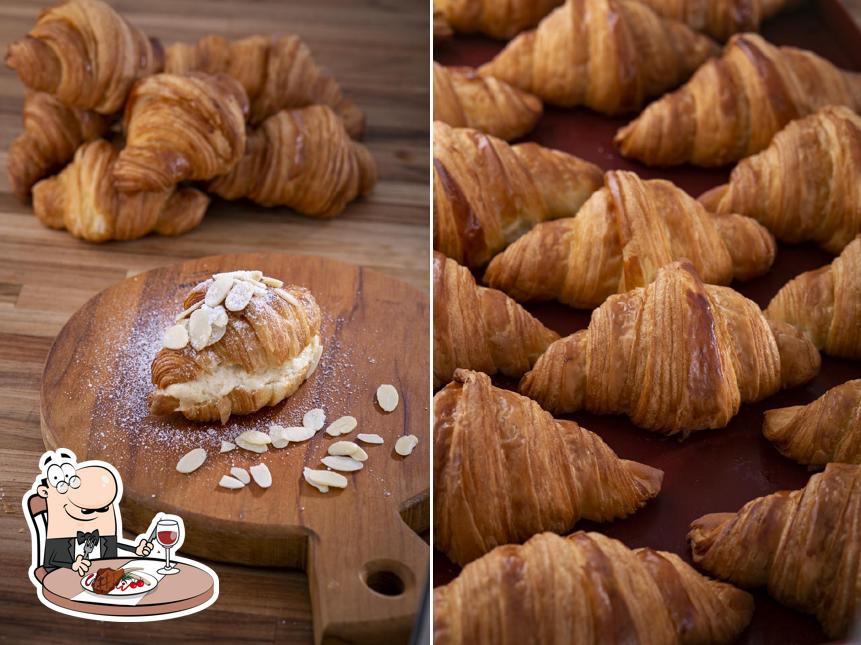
[220,440,236,453]
[219,475,245,489]
[303,408,326,431]
[329,441,360,456]
[303,467,348,492]
[395,435,419,457]
[188,307,212,350]
[357,433,384,444]
[176,447,206,474]
[236,430,271,445]
[250,463,272,488]
[205,274,235,307]
[163,324,189,350]
[325,415,357,436]
[376,384,399,412]
[235,437,268,453]
[230,467,250,484]
[268,425,290,449]
[284,426,315,442]
[322,455,363,472]
[225,280,255,311]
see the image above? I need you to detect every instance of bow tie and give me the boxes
[76,530,99,546]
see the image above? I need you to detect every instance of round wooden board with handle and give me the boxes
[40,253,429,644]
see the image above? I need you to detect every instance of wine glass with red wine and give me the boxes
[156,518,180,575]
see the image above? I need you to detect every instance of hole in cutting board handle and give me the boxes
[362,559,415,597]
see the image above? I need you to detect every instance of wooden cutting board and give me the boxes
[40,253,429,644]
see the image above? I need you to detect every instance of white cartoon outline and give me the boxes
[22,449,219,622]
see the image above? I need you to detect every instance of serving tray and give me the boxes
[40,253,429,644]
[434,3,861,642]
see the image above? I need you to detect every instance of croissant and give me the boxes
[208,106,376,217]
[765,236,861,359]
[7,92,110,198]
[150,270,323,424]
[435,0,563,39]
[615,34,861,167]
[164,33,364,138]
[478,0,719,115]
[112,73,248,193]
[31,139,209,243]
[485,170,775,308]
[434,253,557,388]
[763,379,861,467]
[434,121,602,269]
[633,0,793,41]
[435,370,662,565]
[5,0,163,114]
[435,531,754,645]
[433,63,543,141]
[689,463,861,639]
[699,106,861,254]
[520,261,820,433]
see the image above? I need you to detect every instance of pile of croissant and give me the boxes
[5,0,377,243]
[434,0,861,642]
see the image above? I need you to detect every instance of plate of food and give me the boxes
[81,567,159,597]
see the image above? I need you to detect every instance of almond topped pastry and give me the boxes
[150,270,323,424]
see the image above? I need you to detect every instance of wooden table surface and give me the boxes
[0,0,427,642]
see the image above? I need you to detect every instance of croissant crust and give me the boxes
[436,0,563,39]
[634,0,793,41]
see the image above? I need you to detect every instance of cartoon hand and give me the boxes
[72,555,90,576]
[135,538,153,557]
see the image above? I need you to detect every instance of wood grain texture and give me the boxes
[41,254,429,642]
[0,0,428,642]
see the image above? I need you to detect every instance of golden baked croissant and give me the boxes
[615,34,861,167]
[435,0,563,39]
[435,370,662,565]
[765,236,861,359]
[689,463,861,638]
[433,253,558,388]
[434,121,603,269]
[633,0,793,41]
[112,73,248,193]
[699,106,861,254]
[433,63,543,141]
[164,33,364,138]
[520,261,820,433]
[5,0,163,114]
[7,92,110,198]
[435,531,754,645]
[31,139,209,243]
[763,379,861,467]
[478,0,719,114]
[485,170,775,308]
[151,270,323,424]
[208,106,377,217]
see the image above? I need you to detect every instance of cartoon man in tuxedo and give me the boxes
[34,450,153,576]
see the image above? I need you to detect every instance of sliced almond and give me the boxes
[274,288,301,307]
[284,426,315,442]
[235,437,268,454]
[188,307,212,350]
[225,280,254,312]
[205,275,235,307]
[215,270,263,283]
[262,276,284,288]
[322,455,363,472]
[350,446,369,461]
[208,323,227,346]
[325,415,357,437]
[303,408,326,431]
[236,430,272,445]
[218,475,245,489]
[230,467,250,484]
[250,463,272,488]
[175,300,203,322]
[203,304,229,327]
[219,440,236,453]
[357,433,384,445]
[163,324,189,350]
[303,467,347,490]
[176,448,206,474]
[268,425,290,449]
[395,435,419,457]
[328,441,361,456]
[376,384,399,412]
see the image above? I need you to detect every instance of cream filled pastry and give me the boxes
[150,270,323,424]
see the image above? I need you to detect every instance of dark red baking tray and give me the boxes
[433,3,861,643]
